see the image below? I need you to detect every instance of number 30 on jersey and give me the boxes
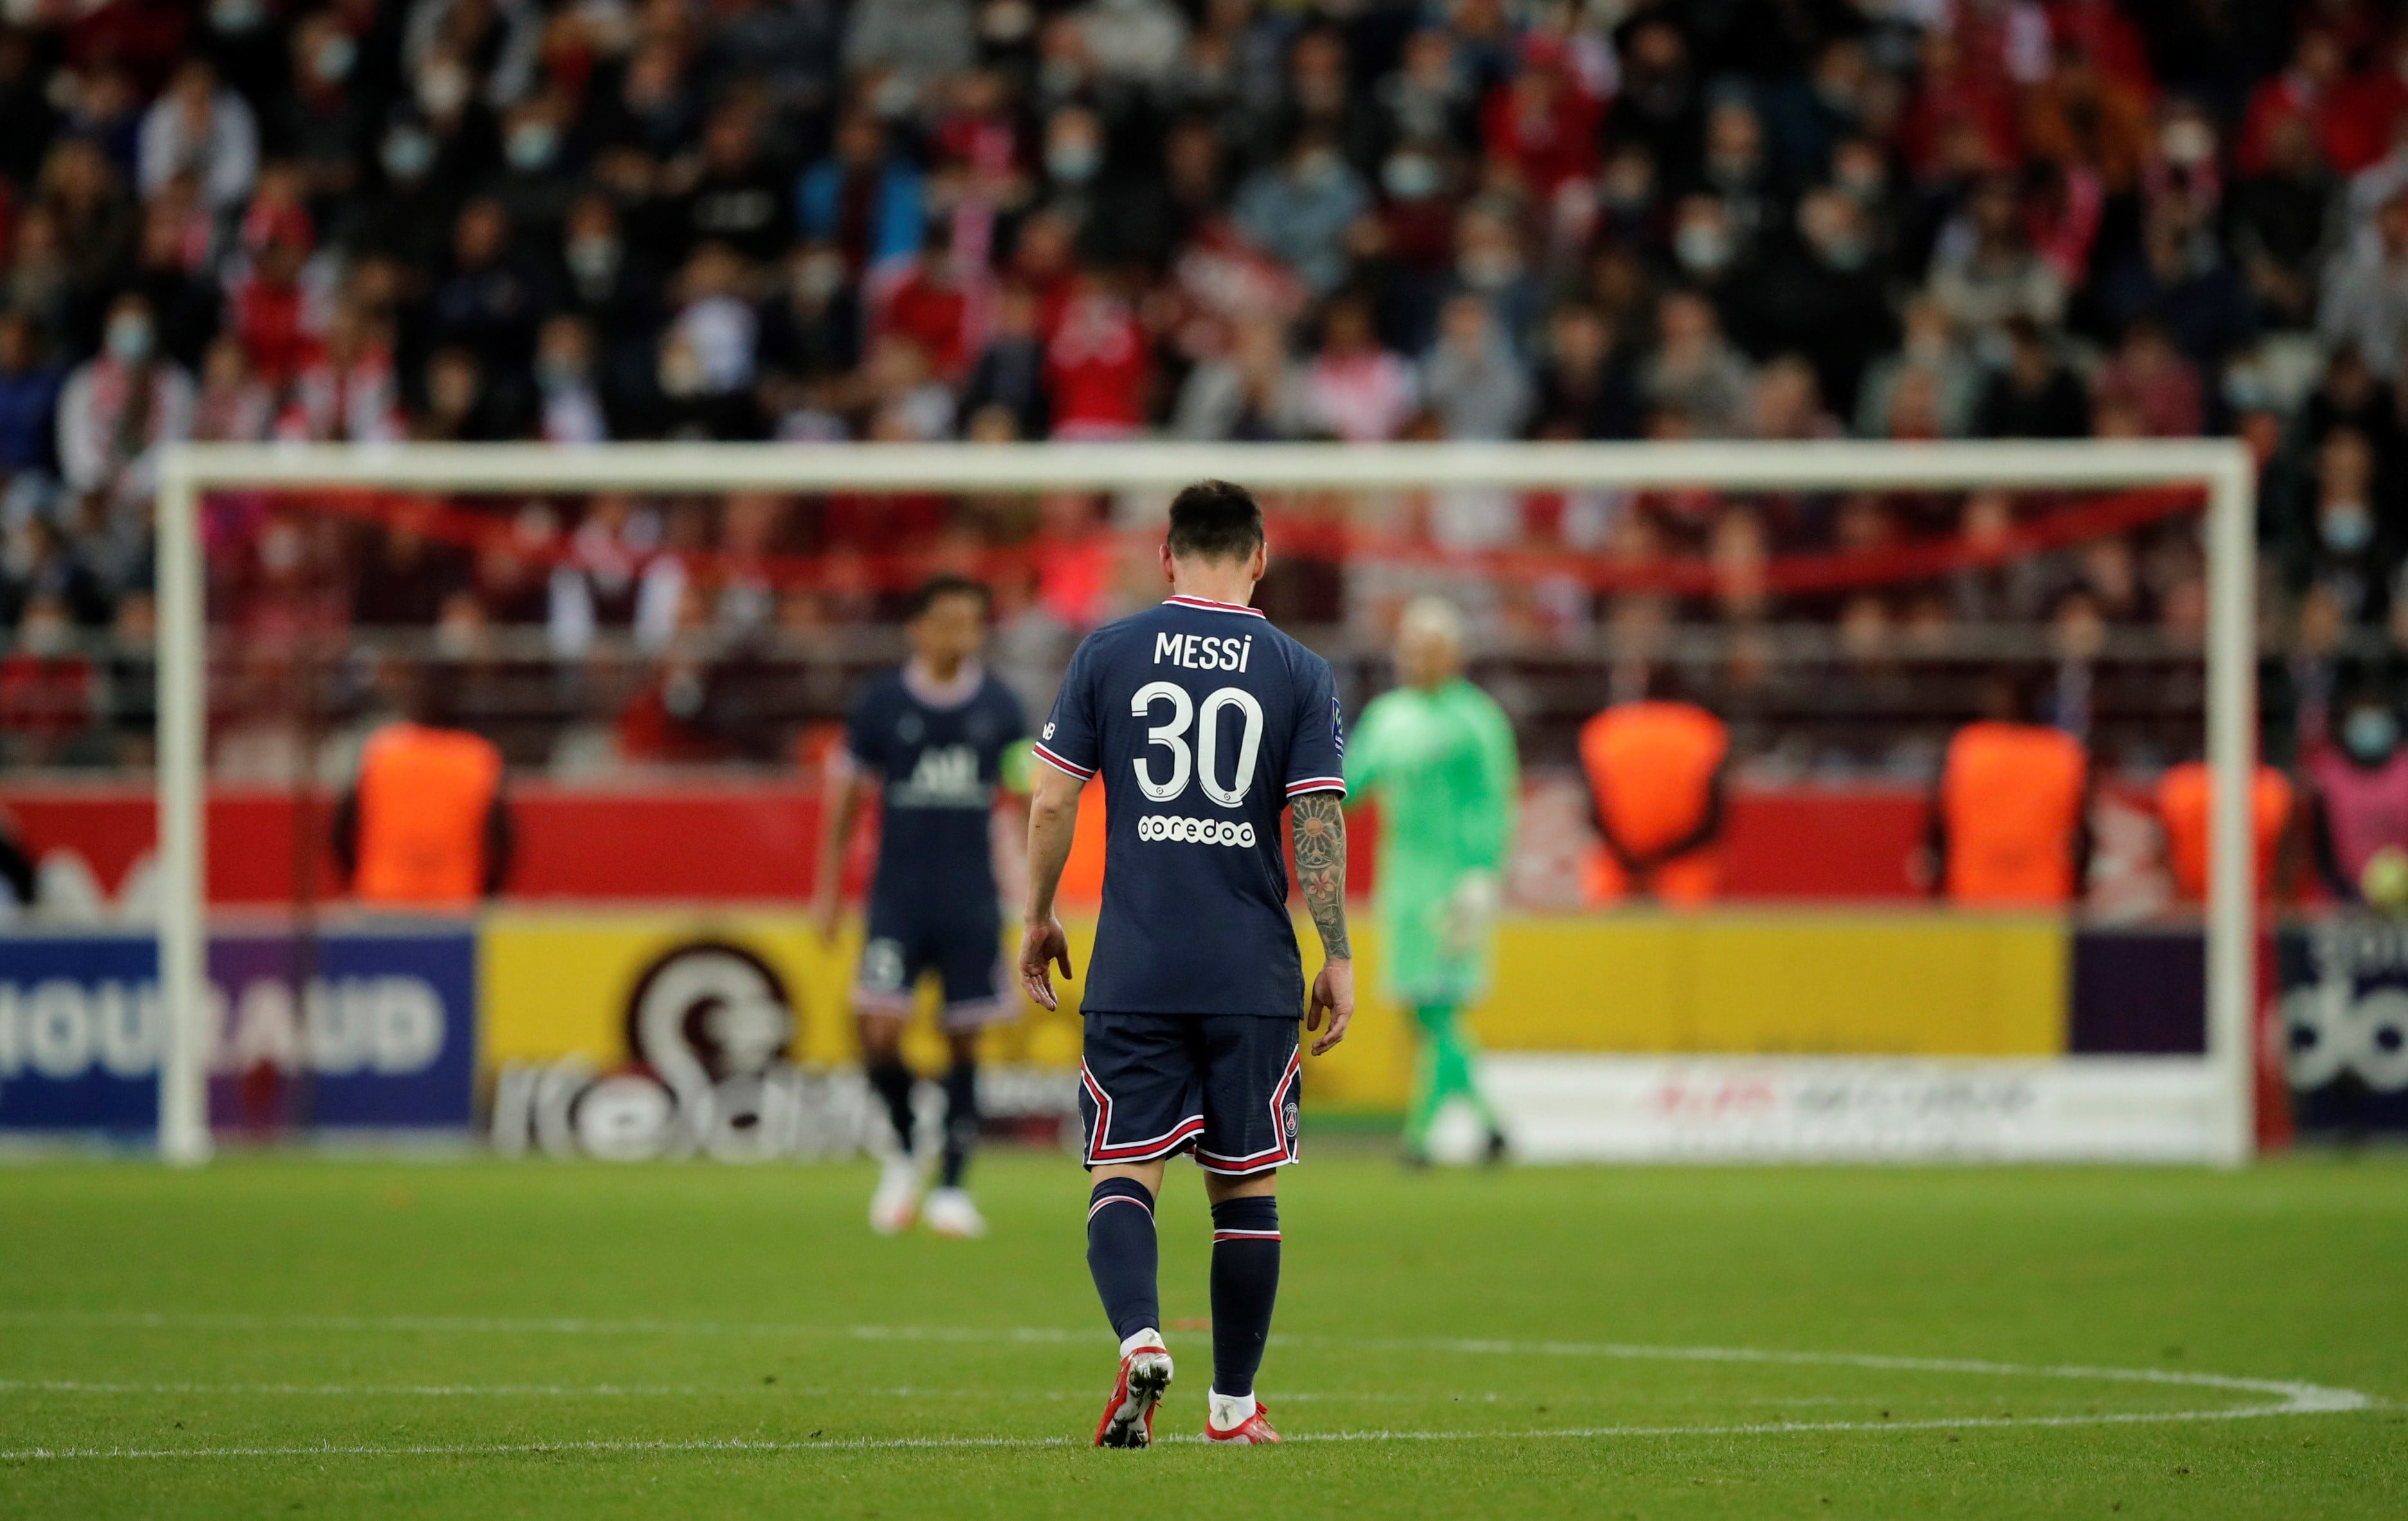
[1131,681,1264,807]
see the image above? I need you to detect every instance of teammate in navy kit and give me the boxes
[814,575,1032,1239]
[1020,480,1354,1448]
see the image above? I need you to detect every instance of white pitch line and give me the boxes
[0,1310,2369,1461]
[0,1379,1441,1405]
[0,1397,2377,1464]
[0,1311,2366,1413]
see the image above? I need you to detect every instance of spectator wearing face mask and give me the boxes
[360,108,476,275]
[2289,428,2396,629]
[56,293,195,515]
[1667,193,1741,304]
[549,194,663,361]
[1448,202,1541,358]
[488,91,582,249]
[1687,96,1777,253]
[2306,689,2408,905]
[759,240,863,388]
[278,11,371,217]
[402,0,541,112]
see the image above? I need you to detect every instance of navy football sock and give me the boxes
[1208,1196,1281,1399]
[867,1058,917,1155]
[1086,1178,1160,1342]
[939,1060,978,1189]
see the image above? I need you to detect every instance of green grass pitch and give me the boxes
[1,1149,2402,1518]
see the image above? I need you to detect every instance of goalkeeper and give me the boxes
[1344,597,1516,1165]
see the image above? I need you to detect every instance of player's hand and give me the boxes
[1306,958,1354,1056]
[1019,915,1074,1011]
[809,885,841,946]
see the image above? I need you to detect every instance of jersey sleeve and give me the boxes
[1034,637,1101,782]
[1285,654,1347,801]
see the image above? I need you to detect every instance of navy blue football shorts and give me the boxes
[1079,1011,1302,1176]
[855,896,1010,1030]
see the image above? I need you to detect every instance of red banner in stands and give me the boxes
[237,483,2202,599]
[0,780,1925,906]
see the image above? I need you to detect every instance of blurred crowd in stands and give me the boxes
[0,0,2405,771]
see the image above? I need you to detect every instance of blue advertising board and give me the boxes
[0,927,477,1133]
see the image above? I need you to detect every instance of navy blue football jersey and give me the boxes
[1036,595,1347,1017]
[845,665,1028,906]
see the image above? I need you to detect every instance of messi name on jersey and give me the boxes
[1153,631,1255,672]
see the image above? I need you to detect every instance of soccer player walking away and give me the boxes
[814,575,1033,1239]
[1344,597,1516,1166]
[1020,480,1353,1449]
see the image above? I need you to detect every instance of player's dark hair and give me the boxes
[1166,480,1264,564]
[909,573,991,620]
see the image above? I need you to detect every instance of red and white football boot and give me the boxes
[1204,1399,1281,1444]
[1093,1338,1174,1448]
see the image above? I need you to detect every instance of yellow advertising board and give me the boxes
[479,908,2066,1113]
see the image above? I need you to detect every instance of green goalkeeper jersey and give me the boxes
[1343,678,1518,1002]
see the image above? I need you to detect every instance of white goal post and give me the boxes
[152,438,2259,1166]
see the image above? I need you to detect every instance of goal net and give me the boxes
[42,439,2265,1164]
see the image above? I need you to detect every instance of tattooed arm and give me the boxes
[1291,792,1354,1054]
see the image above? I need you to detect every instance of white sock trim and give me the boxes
[1208,1389,1257,1428]
[1119,1328,1166,1359]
